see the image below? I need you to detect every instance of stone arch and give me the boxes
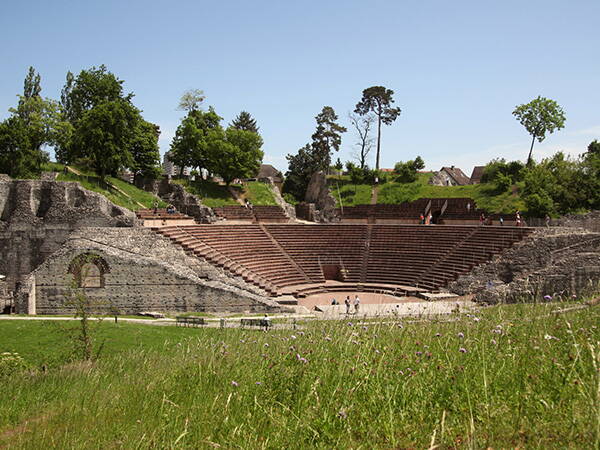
[68,253,110,288]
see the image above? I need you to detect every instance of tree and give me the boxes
[71,100,138,180]
[208,128,263,185]
[230,111,259,133]
[394,156,425,183]
[130,120,161,179]
[283,144,319,200]
[0,116,44,178]
[18,66,41,118]
[177,89,206,113]
[170,108,222,176]
[581,140,600,210]
[311,106,346,172]
[348,112,375,169]
[512,96,566,166]
[354,86,401,172]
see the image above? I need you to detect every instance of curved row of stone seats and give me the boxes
[213,206,254,220]
[265,224,369,284]
[136,208,191,220]
[155,225,309,294]
[153,224,533,298]
[252,206,289,223]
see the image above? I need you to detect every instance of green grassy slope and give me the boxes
[174,178,278,207]
[0,302,598,448]
[42,163,164,211]
[330,172,525,214]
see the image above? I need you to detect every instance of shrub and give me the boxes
[0,352,28,379]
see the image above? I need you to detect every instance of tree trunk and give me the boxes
[527,134,536,166]
[375,113,382,173]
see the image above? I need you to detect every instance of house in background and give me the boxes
[470,166,485,184]
[429,166,471,186]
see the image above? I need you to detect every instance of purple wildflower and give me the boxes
[231,381,239,387]
[435,333,441,337]
[543,295,553,300]
[457,332,465,339]
[459,347,468,353]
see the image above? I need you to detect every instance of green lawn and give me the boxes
[172,178,241,207]
[331,172,526,213]
[1,301,598,448]
[244,181,277,206]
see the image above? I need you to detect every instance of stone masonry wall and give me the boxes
[449,228,600,303]
[0,178,135,292]
[16,227,285,315]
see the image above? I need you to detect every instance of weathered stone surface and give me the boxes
[135,177,216,223]
[0,179,136,292]
[528,210,600,233]
[448,228,600,303]
[304,171,339,223]
[262,178,296,220]
[15,227,286,315]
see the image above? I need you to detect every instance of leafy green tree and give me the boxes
[71,100,138,179]
[208,128,263,185]
[512,96,566,166]
[170,108,222,176]
[581,140,600,209]
[177,89,206,113]
[394,156,425,183]
[230,111,259,133]
[354,86,401,172]
[130,120,161,178]
[283,144,319,200]
[311,106,346,172]
[0,67,69,177]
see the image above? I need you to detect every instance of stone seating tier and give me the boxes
[154,224,533,298]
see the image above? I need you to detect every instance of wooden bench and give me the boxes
[240,318,271,329]
[176,316,206,327]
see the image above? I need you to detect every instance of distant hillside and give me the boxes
[172,178,278,208]
[328,172,525,214]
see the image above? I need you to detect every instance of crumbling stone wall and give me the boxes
[305,172,339,223]
[135,177,215,223]
[528,210,600,233]
[16,227,284,315]
[449,228,600,303]
[0,178,135,292]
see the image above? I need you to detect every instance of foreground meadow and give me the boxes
[0,303,599,448]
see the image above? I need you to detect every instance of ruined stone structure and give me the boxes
[449,228,600,303]
[305,171,339,223]
[134,177,215,223]
[0,178,134,293]
[16,228,283,314]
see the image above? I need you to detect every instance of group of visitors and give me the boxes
[153,200,176,215]
[331,295,361,314]
[419,213,433,225]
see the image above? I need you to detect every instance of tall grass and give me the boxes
[0,302,598,448]
[245,181,277,206]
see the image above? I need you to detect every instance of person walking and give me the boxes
[353,295,361,314]
[499,216,504,226]
[544,214,550,228]
[344,296,351,315]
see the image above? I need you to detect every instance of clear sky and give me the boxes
[1,0,599,175]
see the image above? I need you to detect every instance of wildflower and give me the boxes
[337,409,347,419]
[544,334,558,340]
[491,339,497,345]
[457,332,464,339]
[473,317,480,322]
[397,324,403,329]
[264,343,269,347]
[362,326,368,331]
[543,295,553,300]
[231,381,239,387]
[255,381,262,385]
[459,347,468,353]
[324,336,332,341]
[415,351,423,356]
[435,333,441,337]
[347,322,354,327]
[290,335,297,340]
[374,349,380,354]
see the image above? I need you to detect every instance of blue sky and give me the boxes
[1,0,599,175]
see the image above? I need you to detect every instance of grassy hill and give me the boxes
[42,163,165,211]
[174,178,278,207]
[329,172,526,214]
